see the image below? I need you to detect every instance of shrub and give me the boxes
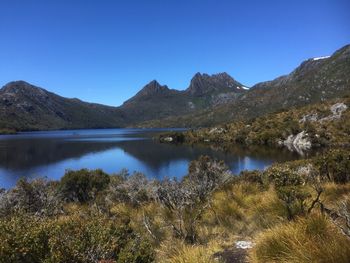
[59,169,110,203]
[0,215,50,263]
[263,166,310,220]
[315,149,350,184]
[239,170,263,185]
[106,171,154,207]
[0,178,62,217]
[157,156,231,243]
[0,214,155,263]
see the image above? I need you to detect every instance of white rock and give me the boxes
[235,241,254,249]
[320,102,347,122]
[283,131,311,155]
[209,127,225,134]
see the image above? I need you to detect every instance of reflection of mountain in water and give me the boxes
[0,139,121,170]
[0,131,306,176]
[116,140,303,172]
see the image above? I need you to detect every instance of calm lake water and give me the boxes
[0,128,305,189]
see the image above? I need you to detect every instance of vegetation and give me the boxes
[0,128,17,135]
[1,149,350,262]
[160,97,350,151]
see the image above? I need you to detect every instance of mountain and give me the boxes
[0,72,246,130]
[139,44,350,127]
[0,81,124,131]
[1,44,349,131]
[185,72,246,96]
[118,73,247,125]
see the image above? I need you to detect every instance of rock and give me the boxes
[283,131,311,155]
[162,136,173,142]
[188,101,195,109]
[300,113,318,123]
[330,102,347,115]
[209,127,225,134]
[235,241,254,249]
[319,102,347,122]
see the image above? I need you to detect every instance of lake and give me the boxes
[0,128,305,189]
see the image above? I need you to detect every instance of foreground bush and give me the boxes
[0,178,61,217]
[250,214,350,263]
[1,154,350,262]
[0,214,154,263]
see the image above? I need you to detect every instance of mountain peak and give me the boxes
[138,80,169,95]
[123,80,171,105]
[186,72,246,96]
[1,81,48,97]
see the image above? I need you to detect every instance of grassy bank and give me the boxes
[0,149,350,262]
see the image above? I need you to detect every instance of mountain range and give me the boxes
[0,44,349,131]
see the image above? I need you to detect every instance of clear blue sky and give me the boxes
[0,0,349,106]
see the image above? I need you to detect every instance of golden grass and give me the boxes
[249,213,350,263]
[156,239,222,263]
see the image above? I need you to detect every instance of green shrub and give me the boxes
[59,169,110,203]
[315,149,350,183]
[239,170,263,185]
[0,215,50,263]
[0,214,155,263]
[263,166,310,220]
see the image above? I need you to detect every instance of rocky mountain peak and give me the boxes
[1,81,49,99]
[136,80,170,96]
[123,80,171,105]
[186,72,246,96]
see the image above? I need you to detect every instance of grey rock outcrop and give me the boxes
[282,131,312,155]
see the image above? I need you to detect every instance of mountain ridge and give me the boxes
[1,44,349,131]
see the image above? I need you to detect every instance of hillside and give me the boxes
[0,81,125,131]
[160,97,350,156]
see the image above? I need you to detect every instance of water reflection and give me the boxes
[0,129,303,188]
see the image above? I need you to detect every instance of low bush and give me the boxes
[0,214,155,263]
[59,169,110,203]
[0,178,61,217]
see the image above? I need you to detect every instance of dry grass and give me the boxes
[249,213,350,263]
[156,239,222,263]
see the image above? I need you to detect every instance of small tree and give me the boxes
[156,156,231,243]
[264,166,310,220]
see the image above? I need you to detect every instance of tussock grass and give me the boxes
[157,239,221,263]
[249,213,350,263]
[323,182,350,203]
